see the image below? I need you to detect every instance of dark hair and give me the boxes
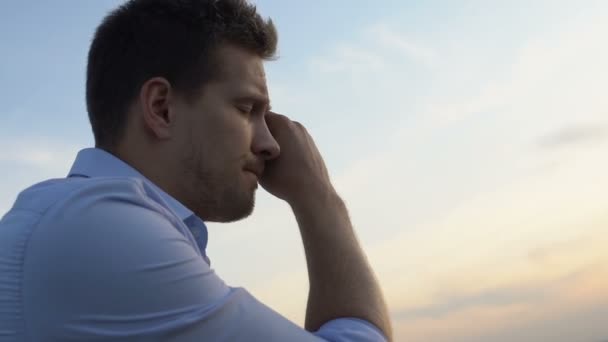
[86,0,278,149]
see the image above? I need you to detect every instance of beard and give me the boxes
[202,174,257,223]
[180,143,257,223]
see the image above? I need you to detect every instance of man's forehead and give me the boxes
[213,46,268,95]
[222,74,269,102]
[215,45,266,77]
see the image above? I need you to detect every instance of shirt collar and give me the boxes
[67,148,194,221]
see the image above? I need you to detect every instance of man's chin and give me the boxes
[205,195,256,223]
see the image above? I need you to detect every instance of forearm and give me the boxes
[290,189,392,340]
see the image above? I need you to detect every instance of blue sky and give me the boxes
[2,1,608,341]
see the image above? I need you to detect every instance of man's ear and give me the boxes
[139,77,176,140]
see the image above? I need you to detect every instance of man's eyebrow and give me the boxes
[234,95,272,111]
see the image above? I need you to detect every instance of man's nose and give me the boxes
[252,118,280,161]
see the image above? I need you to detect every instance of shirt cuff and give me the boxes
[314,317,387,342]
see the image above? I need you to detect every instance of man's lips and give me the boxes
[244,169,259,179]
[243,166,263,179]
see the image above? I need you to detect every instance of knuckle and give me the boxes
[275,113,288,121]
[293,121,305,130]
[270,113,291,126]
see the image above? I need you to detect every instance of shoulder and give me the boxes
[27,176,186,262]
[2,176,180,265]
[18,178,229,341]
[9,176,170,219]
[18,176,196,292]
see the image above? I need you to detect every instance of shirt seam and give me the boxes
[18,178,143,342]
[18,206,54,342]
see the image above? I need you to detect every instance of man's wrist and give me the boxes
[288,184,340,213]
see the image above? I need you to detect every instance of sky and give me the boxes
[1,1,608,341]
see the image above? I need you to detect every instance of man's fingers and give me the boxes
[266,111,303,139]
[265,111,287,131]
[266,111,288,122]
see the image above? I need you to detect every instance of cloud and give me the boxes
[388,250,608,342]
[0,138,80,172]
[365,24,439,69]
[538,123,608,149]
[309,44,386,74]
[394,285,546,321]
[0,138,82,214]
[419,5,608,128]
[309,24,437,76]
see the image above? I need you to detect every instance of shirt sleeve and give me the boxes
[23,178,385,342]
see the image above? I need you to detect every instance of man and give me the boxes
[0,0,392,341]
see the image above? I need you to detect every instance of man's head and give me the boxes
[87,0,280,222]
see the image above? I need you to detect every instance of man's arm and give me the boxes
[292,189,392,337]
[261,113,393,340]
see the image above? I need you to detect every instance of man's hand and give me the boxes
[260,112,333,204]
[259,111,393,340]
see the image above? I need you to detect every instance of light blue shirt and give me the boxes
[0,148,386,341]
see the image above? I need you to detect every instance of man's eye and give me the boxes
[237,106,252,115]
